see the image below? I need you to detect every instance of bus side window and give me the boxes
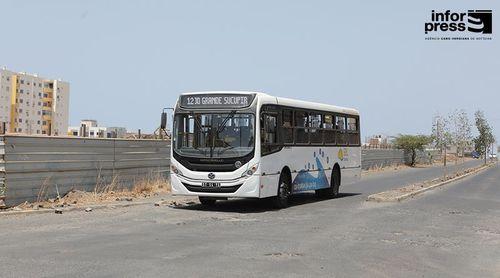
[261,113,278,155]
[324,114,335,145]
[335,115,347,145]
[282,109,293,144]
[309,113,323,144]
[295,111,308,144]
[347,117,360,145]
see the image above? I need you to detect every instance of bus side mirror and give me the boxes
[160,112,167,129]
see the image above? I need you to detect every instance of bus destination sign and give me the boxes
[180,94,255,109]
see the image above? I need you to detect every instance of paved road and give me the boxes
[0,160,498,278]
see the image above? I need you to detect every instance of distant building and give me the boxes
[0,67,70,136]
[365,135,393,148]
[68,120,126,138]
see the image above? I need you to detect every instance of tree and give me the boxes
[473,110,495,164]
[394,134,432,166]
[449,109,473,161]
[431,114,453,166]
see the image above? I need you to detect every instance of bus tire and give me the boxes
[272,173,291,209]
[316,167,340,198]
[199,196,216,206]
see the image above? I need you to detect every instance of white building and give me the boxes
[0,67,70,136]
[68,120,127,138]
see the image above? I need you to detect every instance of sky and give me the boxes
[1,0,499,140]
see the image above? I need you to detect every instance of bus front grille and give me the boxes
[181,182,242,193]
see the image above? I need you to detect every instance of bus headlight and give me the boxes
[171,165,183,176]
[242,163,259,177]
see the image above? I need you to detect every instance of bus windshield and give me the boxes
[173,113,255,158]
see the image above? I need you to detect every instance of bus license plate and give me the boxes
[202,182,221,188]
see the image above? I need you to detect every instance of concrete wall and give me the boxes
[361,148,441,170]
[0,135,170,206]
[361,149,405,169]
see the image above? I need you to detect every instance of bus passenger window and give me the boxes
[347,117,357,131]
[282,110,293,143]
[261,114,278,154]
[347,117,359,145]
[309,114,323,143]
[336,116,346,130]
[295,111,308,144]
[324,114,335,144]
[336,116,347,145]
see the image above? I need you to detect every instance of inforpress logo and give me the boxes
[424,9,492,39]
[468,10,492,34]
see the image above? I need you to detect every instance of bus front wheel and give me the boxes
[272,173,291,209]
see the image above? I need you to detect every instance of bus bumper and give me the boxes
[171,174,261,198]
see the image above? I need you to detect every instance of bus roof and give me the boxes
[180,91,359,116]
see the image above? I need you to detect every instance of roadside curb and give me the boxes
[366,163,495,202]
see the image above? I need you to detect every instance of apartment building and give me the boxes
[0,67,70,136]
[68,119,127,138]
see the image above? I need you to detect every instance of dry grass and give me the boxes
[363,163,410,174]
[15,172,171,210]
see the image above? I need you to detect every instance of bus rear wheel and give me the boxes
[316,168,340,198]
[199,196,216,206]
[272,174,291,209]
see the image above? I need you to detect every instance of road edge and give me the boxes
[0,195,195,217]
[366,163,496,202]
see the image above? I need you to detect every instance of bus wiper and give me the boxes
[216,110,236,134]
[217,145,235,155]
[209,111,236,158]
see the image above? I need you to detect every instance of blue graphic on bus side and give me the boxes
[292,149,330,192]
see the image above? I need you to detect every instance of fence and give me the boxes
[361,148,441,170]
[0,135,170,207]
[361,149,405,169]
[0,134,443,206]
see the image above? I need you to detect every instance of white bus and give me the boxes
[170,91,361,208]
